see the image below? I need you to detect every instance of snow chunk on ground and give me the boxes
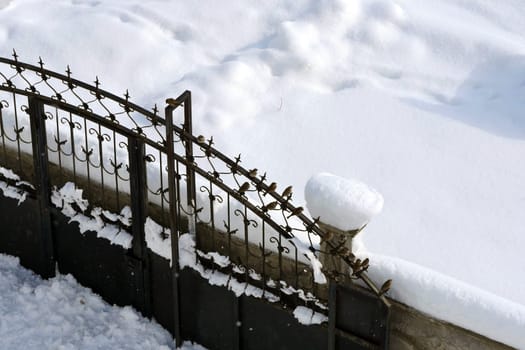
[363,253,525,350]
[293,306,328,325]
[305,173,383,231]
[0,253,209,350]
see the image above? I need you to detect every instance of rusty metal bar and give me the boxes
[165,101,182,347]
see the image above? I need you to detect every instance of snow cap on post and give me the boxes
[305,173,383,232]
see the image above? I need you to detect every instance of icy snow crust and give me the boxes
[305,173,383,231]
[0,253,206,350]
[1,0,525,347]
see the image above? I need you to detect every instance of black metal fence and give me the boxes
[0,52,391,349]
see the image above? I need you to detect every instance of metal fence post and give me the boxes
[182,91,196,235]
[165,102,182,347]
[28,96,55,279]
[128,136,152,316]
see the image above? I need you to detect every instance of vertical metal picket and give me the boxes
[182,92,196,237]
[128,136,152,316]
[28,96,55,279]
[165,101,182,347]
[165,90,194,347]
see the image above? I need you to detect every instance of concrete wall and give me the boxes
[389,301,515,350]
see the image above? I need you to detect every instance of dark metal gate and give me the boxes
[0,52,391,349]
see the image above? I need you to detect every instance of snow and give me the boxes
[0,166,30,205]
[145,217,173,265]
[0,253,206,350]
[178,228,325,308]
[1,0,525,347]
[307,250,327,284]
[0,178,27,205]
[361,253,525,350]
[178,233,280,303]
[292,306,328,326]
[0,166,20,181]
[305,173,384,231]
[198,251,231,268]
[51,182,133,249]
[174,178,328,284]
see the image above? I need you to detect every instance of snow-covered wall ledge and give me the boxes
[304,172,521,349]
[365,253,523,350]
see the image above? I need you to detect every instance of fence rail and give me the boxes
[0,51,391,349]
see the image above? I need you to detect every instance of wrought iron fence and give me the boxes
[0,51,391,347]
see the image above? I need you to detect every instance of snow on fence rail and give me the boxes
[0,52,391,346]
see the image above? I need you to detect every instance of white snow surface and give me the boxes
[305,172,383,231]
[0,253,206,350]
[1,0,525,347]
